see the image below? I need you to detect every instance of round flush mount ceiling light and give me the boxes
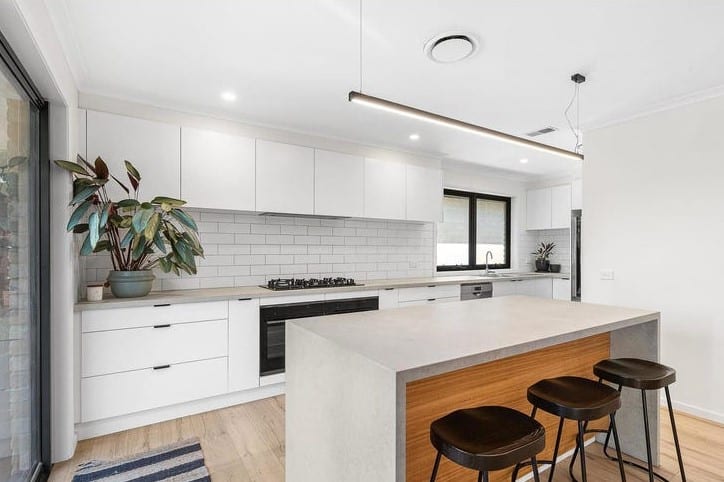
[409,133,420,141]
[520,158,529,164]
[220,91,237,102]
[424,33,478,63]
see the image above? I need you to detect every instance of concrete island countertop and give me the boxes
[74,272,569,311]
[289,295,658,382]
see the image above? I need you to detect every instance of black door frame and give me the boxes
[0,27,51,480]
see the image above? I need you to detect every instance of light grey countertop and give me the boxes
[289,295,658,381]
[75,272,570,311]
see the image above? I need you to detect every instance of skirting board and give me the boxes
[75,382,284,440]
[667,398,724,425]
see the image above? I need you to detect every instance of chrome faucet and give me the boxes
[485,250,494,275]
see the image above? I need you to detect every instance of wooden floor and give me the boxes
[50,396,723,481]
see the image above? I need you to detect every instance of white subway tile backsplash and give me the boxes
[80,209,435,291]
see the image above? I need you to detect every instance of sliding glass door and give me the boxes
[0,30,48,482]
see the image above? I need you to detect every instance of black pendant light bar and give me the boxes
[348,91,584,161]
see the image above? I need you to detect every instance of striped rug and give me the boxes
[72,438,211,482]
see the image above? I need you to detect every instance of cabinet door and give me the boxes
[517,279,553,298]
[228,298,260,392]
[181,127,255,211]
[86,110,180,200]
[378,288,399,310]
[314,149,364,217]
[571,179,583,210]
[364,158,406,220]
[526,188,552,230]
[551,184,572,229]
[552,278,571,301]
[406,164,443,222]
[492,280,518,297]
[256,140,314,214]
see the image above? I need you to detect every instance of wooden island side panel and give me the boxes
[406,333,611,482]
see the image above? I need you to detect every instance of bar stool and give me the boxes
[429,405,545,482]
[592,358,686,482]
[512,376,627,482]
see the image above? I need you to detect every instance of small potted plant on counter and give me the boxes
[55,155,204,298]
[532,242,555,272]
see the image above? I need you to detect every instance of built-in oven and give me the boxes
[259,296,379,376]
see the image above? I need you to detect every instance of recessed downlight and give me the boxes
[520,158,529,164]
[220,91,237,102]
[424,33,478,63]
[409,133,420,141]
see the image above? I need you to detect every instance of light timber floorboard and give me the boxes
[49,396,723,481]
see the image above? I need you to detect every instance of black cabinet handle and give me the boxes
[238,297,252,301]
[427,298,436,302]
[153,364,170,370]
[153,303,171,307]
[427,285,436,288]
[153,324,171,329]
[384,288,394,291]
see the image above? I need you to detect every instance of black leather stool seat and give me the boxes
[430,406,545,472]
[594,358,676,390]
[528,376,621,421]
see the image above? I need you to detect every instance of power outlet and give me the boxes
[600,269,615,280]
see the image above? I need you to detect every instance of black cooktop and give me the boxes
[262,277,360,291]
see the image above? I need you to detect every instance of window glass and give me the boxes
[476,198,507,266]
[436,195,469,267]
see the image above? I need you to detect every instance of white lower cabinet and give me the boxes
[492,279,553,298]
[397,284,460,306]
[399,297,458,307]
[228,298,260,392]
[378,288,399,309]
[81,357,228,422]
[552,278,572,301]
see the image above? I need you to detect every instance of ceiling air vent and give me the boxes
[525,126,557,137]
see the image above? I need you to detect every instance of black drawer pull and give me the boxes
[153,324,171,329]
[427,285,436,288]
[153,364,170,370]
[153,303,171,307]
[384,288,394,291]
[427,298,436,302]
[238,297,252,301]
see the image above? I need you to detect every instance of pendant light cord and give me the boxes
[359,0,363,93]
[564,82,583,154]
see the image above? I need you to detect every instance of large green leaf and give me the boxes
[72,223,89,234]
[131,234,147,260]
[151,196,186,207]
[120,229,134,248]
[66,200,92,231]
[158,256,172,273]
[117,199,140,209]
[55,160,90,176]
[111,174,130,195]
[88,212,100,249]
[124,160,141,181]
[80,234,93,255]
[94,157,109,180]
[153,230,166,254]
[77,154,96,174]
[131,207,154,233]
[93,240,111,253]
[71,185,101,206]
[99,203,111,228]
[7,156,26,168]
[144,212,161,240]
[169,209,198,231]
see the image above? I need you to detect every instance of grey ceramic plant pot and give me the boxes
[107,270,155,298]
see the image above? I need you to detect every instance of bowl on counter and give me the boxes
[549,264,561,273]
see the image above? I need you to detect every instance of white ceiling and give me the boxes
[49,0,724,177]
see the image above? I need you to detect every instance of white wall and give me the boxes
[583,95,724,422]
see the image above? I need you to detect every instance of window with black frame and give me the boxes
[436,189,511,271]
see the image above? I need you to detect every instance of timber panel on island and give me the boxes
[405,333,611,482]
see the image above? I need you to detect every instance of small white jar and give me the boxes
[86,284,104,302]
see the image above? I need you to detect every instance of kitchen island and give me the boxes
[286,295,660,482]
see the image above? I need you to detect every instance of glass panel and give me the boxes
[436,195,469,266]
[0,61,36,482]
[475,198,507,266]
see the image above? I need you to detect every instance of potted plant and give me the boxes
[532,242,555,272]
[55,155,204,298]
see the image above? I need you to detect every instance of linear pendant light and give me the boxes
[348,91,584,161]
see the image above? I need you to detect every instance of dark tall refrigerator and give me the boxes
[571,209,582,301]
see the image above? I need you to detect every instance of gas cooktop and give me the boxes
[262,277,361,291]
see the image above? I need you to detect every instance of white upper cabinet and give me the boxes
[526,187,552,230]
[364,158,406,220]
[406,164,443,222]
[526,184,572,230]
[314,149,364,217]
[550,184,572,229]
[256,140,315,214]
[181,127,255,211]
[571,178,583,210]
[86,110,181,200]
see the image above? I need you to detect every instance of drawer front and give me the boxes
[397,284,460,302]
[81,357,228,422]
[82,301,228,332]
[82,318,228,378]
[324,290,378,300]
[399,297,458,307]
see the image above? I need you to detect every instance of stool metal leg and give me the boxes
[641,390,655,482]
[665,386,687,481]
[479,471,489,482]
[531,457,541,482]
[572,420,588,482]
[429,451,441,482]
[610,413,627,481]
